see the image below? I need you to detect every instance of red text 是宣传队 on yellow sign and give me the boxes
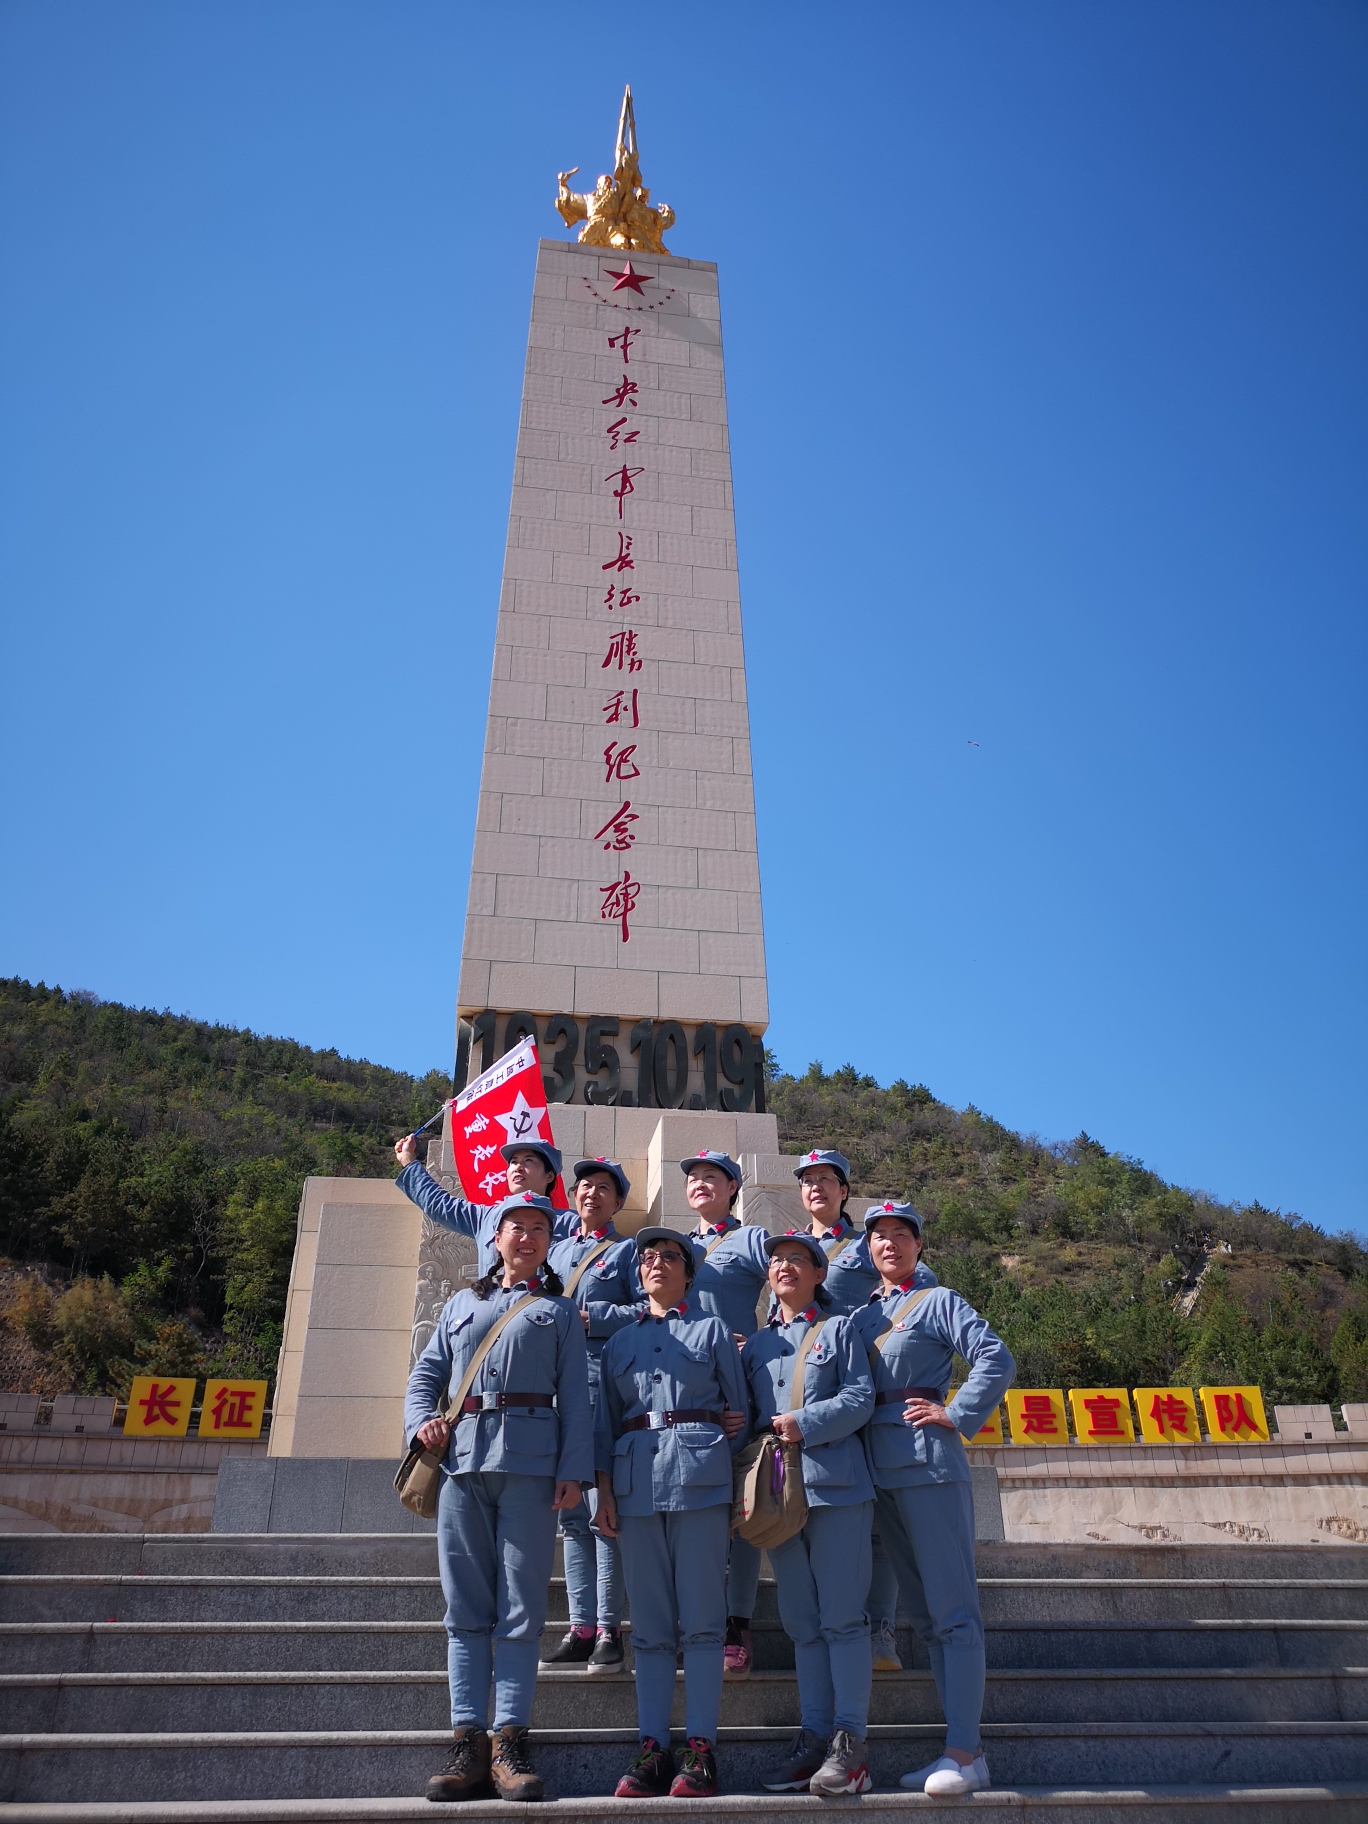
[1067,1388,1137,1445]
[961,1407,1004,1446]
[197,1379,268,1441]
[1005,1389,1069,1445]
[1134,1387,1201,1444]
[123,1376,198,1438]
[1198,1385,1270,1443]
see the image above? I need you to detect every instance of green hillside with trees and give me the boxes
[2,977,1365,1412]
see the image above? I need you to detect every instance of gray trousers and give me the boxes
[875,1481,985,1753]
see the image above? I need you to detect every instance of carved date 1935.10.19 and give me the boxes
[458,1011,766,1114]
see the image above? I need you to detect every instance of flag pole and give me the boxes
[402,1102,450,1146]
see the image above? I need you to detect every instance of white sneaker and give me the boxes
[898,1756,946,1792]
[924,1754,991,1795]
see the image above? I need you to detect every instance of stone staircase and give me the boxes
[1,1532,1366,1821]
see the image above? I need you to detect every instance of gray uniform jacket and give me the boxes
[404,1279,594,1487]
[545,1225,642,1372]
[397,1162,576,1275]
[595,1300,748,1517]
[741,1308,875,1507]
[685,1218,773,1339]
[851,1275,1014,1488]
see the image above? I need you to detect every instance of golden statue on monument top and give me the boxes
[556,86,675,255]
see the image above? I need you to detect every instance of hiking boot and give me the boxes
[669,1737,719,1798]
[871,1618,902,1671]
[489,1725,543,1802]
[761,1726,827,1792]
[810,1729,873,1796]
[425,1724,490,1801]
[614,1736,675,1798]
[587,1626,625,1674]
[722,1616,752,1680]
[543,1626,595,1664]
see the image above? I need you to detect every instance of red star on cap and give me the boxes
[883,1202,894,1211]
[604,261,652,295]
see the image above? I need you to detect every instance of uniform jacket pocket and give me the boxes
[673,1425,729,1486]
[868,1417,926,1470]
[503,1410,558,1463]
[803,1437,856,1488]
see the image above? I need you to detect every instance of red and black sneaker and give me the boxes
[614,1736,674,1799]
[669,1736,719,1798]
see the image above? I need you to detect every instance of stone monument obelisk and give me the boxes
[270,92,809,1462]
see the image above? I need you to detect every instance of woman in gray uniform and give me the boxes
[543,1157,640,1673]
[405,1191,593,1803]
[594,1226,748,1801]
[743,1231,877,1797]
[851,1200,1014,1797]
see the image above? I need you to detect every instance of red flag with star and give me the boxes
[446,1038,565,1206]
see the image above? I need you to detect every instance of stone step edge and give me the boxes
[6,1575,1368,1590]
[4,1619,1365,1636]
[6,1723,1368,1750]
[0,1788,1366,1822]
[4,1667,1368,1691]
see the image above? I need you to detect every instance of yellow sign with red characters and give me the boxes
[197,1379,268,1441]
[961,1406,1004,1446]
[1199,1384,1270,1443]
[1134,1387,1202,1444]
[1005,1388,1069,1445]
[123,1376,197,1438]
[1067,1387,1136,1444]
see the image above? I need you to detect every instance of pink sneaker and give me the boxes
[723,1616,752,1680]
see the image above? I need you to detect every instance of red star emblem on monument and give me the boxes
[604,261,652,295]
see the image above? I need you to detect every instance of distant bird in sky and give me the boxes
[968,740,979,748]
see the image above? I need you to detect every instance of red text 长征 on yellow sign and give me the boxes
[197,1379,268,1441]
[123,1376,197,1438]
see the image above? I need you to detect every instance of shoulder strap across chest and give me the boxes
[871,1286,934,1356]
[442,1293,543,1422]
[788,1318,828,1412]
[563,1235,616,1298]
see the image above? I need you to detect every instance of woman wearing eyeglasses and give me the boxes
[404,1191,593,1805]
[744,1230,877,1798]
[594,1226,748,1801]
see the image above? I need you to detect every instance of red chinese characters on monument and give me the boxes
[603,741,640,786]
[602,688,639,728]
[591,303,658,940]
[601,628,642,673]
[594,800,639,852]
[600,870,640,942]
[605,463,644,519]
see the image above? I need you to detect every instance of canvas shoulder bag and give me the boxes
[731,1319,827,1550]
[394,1292,542,1519]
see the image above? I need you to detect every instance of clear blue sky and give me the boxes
[2,4,1364,1233]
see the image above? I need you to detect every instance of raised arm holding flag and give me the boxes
[394,1039,576,1273]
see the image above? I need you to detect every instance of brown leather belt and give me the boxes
[460,1392,554,1413]
[623,1409,723,1432]
[876,1386,944,1406]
